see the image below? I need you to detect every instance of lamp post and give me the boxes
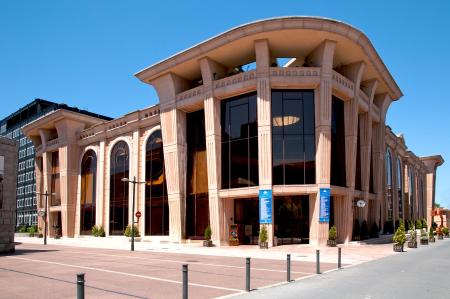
[121,176,147,251]
[34,191,55,245]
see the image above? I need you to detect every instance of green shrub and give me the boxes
[415,219,422,230]
[124,225,140,237]
[443,227,449,236]
[97,225,105,237]
[393,219,406,246]
[18,225,28,233]
[429,227,434,238]
[421,219,428,231]
[204,225,212,241]
[420,229,427,240]
[328,226,337,241]
[27,226,37,234]
[360,221,369,240]
[92,225,99,237]
[259,225,268,243]
[407,220,415,231]
[369,222,379,238]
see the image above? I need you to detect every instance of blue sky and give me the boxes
[1,1,449,207]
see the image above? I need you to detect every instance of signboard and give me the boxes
[319,188,330,223]
[259,189,273,224]
[135,211,142,218]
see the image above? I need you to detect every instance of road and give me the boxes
[0,242,338,299]
[236,238,450,299]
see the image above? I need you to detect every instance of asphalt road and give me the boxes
[236,238,450,299]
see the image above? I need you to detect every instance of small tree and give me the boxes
[429,227,435,239]
[328,226,337,241]
[393,219,406,246]
[259,225,268,243]
[98,225,106,237]
[415,219,422,230]
[443,227,449,237]
[124,225,140,237]
[204,225,212,241]
[421,219,428,231]
[92,225,99,237]
[420,229,427,240]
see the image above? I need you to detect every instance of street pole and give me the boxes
[44,190,48,245]
[131,176,136,252]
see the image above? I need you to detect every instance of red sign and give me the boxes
[135,211,142,218]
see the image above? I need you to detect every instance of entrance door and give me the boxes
[274,196,309,244]
[234,198,259,245]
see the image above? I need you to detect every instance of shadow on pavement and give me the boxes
[0,248,60,256]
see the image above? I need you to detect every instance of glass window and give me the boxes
[80,150,97,235]
[109,141,129,235]
[50,151,61,206]
[331,97,346,187]
[397,158,403,219]
[385,150,393,221]
[271,90,315,185]
[221,93,258,188]
[145,131,169,236]
[408,168,414,219]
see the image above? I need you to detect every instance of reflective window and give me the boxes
[274,195,309,245]
[221,93,258,188]
[50,151,61,206]
[397,158,403,218]
[331,97,346,187]
[80,150,96,235]
[272,90,315,185]
[145,131,168,236]
[355,120,361,190]
[386,150,393,221]
[109,141,129,235]
[186,110,209,238]
[408,167,414,219]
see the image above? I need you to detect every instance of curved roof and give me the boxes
[135,16,402,100]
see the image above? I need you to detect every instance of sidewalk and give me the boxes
[15,236,396,267]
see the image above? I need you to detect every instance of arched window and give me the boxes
[408,167,414,220]
[80,150,97,235]
[397,158,403,219]
[110,141,129,235]
[385,150,393,221]
[145,130,169,236]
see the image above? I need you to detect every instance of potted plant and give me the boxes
[393,220,406,252]
[259,225,268,249]
[27,226,37,237]
[443,227,449,238]
[92,225,106,237]
[420,229,428,245]
[327,226,337,247]
[92,225,99,237]
[437,227,444,240]
[203,225,213,247]
[429,227,436,242]
[124,225,141,241]
[421,219,428,231]
[415,219,422,230]
[407,229,417,248]
[229,237,239,246]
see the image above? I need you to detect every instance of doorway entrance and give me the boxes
[274,195,309,245]
[234,198,259,245]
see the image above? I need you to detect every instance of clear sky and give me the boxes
[1,1,449,208]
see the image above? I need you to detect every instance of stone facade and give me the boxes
[0,137,18,253]
[22,17,444,246]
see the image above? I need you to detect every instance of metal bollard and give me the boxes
[246,257,251,292]
[77,273,85,299]
[183,264,188,299]
[316,250,320,274]
[287,254,291,282]
[338,247,342,269]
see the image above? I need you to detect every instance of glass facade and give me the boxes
[274,195,309,245]
[109,141,129,235]
[145,130,169,236]
[408,167,414,219]
[331,96,346,187]
[50,151,61,206]
[221,93,258,189]
[80,150,97,235]
[272,90,315,185]
[234,198,259,245]
[397,158,403,219]
[186,110,209,238]
[386,150,393,221]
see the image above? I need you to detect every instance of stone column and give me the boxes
[129,129,140,227]
[97,140,106,227]
[200,57,226,245]
[255,39,274,246]
[308,40,336,246]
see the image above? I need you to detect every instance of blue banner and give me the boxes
[259,190,272,224]
[319,188,330,223]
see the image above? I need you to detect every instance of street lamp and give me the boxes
[121,176,148,251]
[34,191,56,245]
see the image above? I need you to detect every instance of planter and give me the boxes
[203,240,213,247]
[229,239,239,246]
[420,239,429,245]
[429,237,436,243]
[438,235,444,240]
[327,239,337,247]
[259,241,268,249]
[393,244,404,252]
[407,241,417,248]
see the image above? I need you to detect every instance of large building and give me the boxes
[0,137,18,252]
[22,17,443,246]
[0,99,112,227]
